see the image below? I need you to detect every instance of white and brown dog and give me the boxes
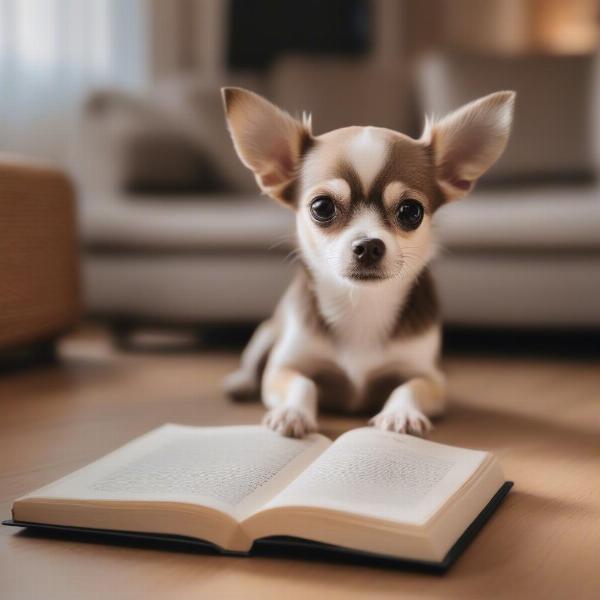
[222,87,515,438]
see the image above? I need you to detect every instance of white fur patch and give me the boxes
[304,178,351,204]
[345,127,387,192]
[383,181,404,206]
[267,272,443,413]
[345,207,388,240]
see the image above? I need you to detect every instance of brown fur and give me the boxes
[393,268,439,338]
[301,128,443,213]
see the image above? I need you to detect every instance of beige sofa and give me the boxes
[77,58,600,329]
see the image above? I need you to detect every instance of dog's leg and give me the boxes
[262,367,318,438]
[223,319,276,401]
[369,375,445,436]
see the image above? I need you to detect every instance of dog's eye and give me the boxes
[310,195,336,223]
[396,199,424,231]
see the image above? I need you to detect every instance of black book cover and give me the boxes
[3,481,512,573]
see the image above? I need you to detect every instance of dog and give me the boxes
[221,87,515,438]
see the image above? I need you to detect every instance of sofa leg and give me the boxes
[31,339,58,364]
[110,321,136,350]
[108,322,210,352]
[0,338,58,372]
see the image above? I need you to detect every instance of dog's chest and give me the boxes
[317,277,404,345]
[282,274,438,411]
[333,332,389,385]
[310,337,405,413]
[312,288,405,409]
[308,326,440,413]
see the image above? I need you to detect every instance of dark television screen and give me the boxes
[227,0,371,70]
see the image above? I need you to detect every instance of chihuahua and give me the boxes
[221,87,515,438]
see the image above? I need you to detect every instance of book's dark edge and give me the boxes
[438,480,513,569]
[2,481,513,573]
[254,481,513,572]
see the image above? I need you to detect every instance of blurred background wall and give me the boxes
[1,0,599,161]
[1,0,599,335]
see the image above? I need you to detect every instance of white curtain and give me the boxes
[0,0,148,164]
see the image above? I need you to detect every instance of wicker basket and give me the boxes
[0,156,81,350]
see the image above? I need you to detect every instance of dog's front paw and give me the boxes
[222,369,259,402]
[263,407,317,438]
[369,407,432,436]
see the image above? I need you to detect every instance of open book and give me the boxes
[6,425,511,569]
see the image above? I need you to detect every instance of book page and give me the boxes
[262,427,488,526]
[19,425,330,519]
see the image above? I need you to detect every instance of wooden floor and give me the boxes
[1,326,600,599]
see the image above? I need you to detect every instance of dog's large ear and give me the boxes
[424,91,515,202]
[222,87,312,205]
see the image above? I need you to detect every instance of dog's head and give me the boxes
[222,87,514,285]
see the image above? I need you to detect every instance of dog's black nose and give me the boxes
[352,238,386,266]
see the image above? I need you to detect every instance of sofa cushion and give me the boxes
[271,56,413,134]
[81,83,257,195]
[418,53,599,182]
[81,185,600,254]
[118,128,225,194]
[152,78,262,194]
[436,184,600,251]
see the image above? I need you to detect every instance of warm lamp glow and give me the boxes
[443,0,600,55]
[532,0,600,54]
